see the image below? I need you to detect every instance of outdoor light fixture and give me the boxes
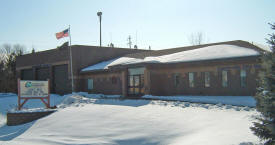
[97,11,102,47]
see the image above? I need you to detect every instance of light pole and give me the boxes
[97,11,102,47]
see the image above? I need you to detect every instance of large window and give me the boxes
[240,69,246,87]
[87,79,93,90]
[222,70,228,87]
[189,72,194,88]
[204,72,210,87]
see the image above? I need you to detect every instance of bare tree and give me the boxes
[0,44,11,61]
[0,43,26,54]
[13,44,27,55]
[0,43,27,92]
[188,32,205,45]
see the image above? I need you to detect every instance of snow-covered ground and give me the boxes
[142,95,256,107]
[0,93,66,125]
[0,93,261,145]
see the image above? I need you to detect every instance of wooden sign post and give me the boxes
[18,79,50,110]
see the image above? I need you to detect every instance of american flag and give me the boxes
[56,29,69,39]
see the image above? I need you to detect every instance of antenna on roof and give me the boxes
[127,35,132,48]
[133,30,138,49]
[109,32,114,48]
[110,32,112,43]
[135,30,138,47]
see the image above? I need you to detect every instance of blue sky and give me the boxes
[0,0,274,51]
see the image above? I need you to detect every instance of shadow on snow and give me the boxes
[0,121,35,141]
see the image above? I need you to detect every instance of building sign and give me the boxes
[18,79,50,110]
[20,81,48,97]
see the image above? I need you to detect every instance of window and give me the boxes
[222,70,228,87]
[87,79,93,90]
[189,72,194,88]
[128,67,145,75]
[174,74,180,87]
[240,69,246,87]
[205,72,210,87]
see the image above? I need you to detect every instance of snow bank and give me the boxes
[73,92,121,99]
[59,93,255,108]
[0,93,66,121]
[142,95,256,107]
[58,92,122,108]
[3,99,260,145]
[81,44,260,72]
[0,92,261,144]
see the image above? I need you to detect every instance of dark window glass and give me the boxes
[174,74,180,87]
[87,79,93,90]
[129,76,134,86]
[205,72,210,87]
[240,69,246,87]
[189,72,194,88]
[222,70,228,87]
[134,76,140,87]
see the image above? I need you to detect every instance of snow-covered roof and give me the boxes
[81,44,260,72]
[81,57,143,72]
[252,42,271,52]
[142,44,260,63]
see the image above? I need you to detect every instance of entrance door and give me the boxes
[128,67,145,97]
[128,74,144,96]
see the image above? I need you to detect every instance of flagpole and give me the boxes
[69,25,74,93]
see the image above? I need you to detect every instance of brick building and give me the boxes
[80,40,265,97]
[16,44,148,94]
[16,40,265,97]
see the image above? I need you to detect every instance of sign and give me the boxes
[20,81,48,97]
[17,79,50,110]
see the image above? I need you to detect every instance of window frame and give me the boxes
[204,72,210,88]
[188,72,195,88]
[222,70,228,88]
[127,67,145,95]
[240,69,247,88]
[173,73,180,87]
[87,78,93,90]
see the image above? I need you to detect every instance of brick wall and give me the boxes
[79,57,261,97]
[148,62,260,96]
[16,45,148,94]
[7,111,55,126]
[81,71,123,95]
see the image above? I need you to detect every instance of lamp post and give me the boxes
[97,11,102,47]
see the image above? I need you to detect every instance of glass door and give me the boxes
[128,67,145,96]
[128,74,144,95]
